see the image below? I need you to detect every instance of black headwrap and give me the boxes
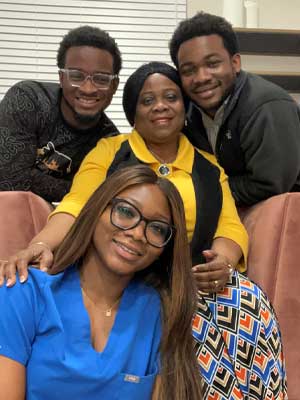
[122,61,183,126]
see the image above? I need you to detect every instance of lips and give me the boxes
[75,97,100,109]
[192,83,220,98]
[151,117,172,125]
[113,239,143,258]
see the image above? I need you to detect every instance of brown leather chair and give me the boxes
[240,193,300,400]
[0,191,52,259]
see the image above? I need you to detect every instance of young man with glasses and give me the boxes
[0,26,121,203]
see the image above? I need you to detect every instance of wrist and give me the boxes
[29,241,52,252]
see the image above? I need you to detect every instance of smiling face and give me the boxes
[134,73,185,147]
[90,183,171,279]
[177,34,241,117]
[59,46,119,129]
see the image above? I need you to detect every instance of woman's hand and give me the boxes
[0,242,53,287]
[0,213,76,288]
[192,249,234,293]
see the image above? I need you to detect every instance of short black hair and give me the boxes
[169,11,239,66]
[56,25,122,75]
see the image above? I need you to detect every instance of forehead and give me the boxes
[64,46,114,72]
[178,34,229,64]
[117,184,171,219]
[140,73,180,94]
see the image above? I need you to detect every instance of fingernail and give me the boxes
[6,279,12,287]
[40,267,48,273]
[19,275,26,283]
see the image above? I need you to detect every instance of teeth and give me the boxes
[78,98,98,103]
[118,242,139,255]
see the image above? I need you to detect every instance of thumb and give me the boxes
[39,252,54,272]
[202,249,217,262]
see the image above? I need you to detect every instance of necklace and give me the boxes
[81,287,122,317]
[147,147,177,177]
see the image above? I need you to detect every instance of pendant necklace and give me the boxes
[148,147,176,177]
[81,287,122,317]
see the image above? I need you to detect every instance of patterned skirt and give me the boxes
[192,271,288,399]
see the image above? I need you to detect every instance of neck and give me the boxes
[147,140,179,164]
[80,248,130,305]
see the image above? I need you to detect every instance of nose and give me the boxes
[153,99,168,112]
[125,220,147,243]
[79,76,98,94]
[194,66,212,83]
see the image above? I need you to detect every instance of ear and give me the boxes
[111,77,119,95]
[231,53,241,74]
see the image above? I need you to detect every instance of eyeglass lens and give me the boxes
[64,70,113,88]
[111,200,172,247]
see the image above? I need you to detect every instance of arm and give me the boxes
[229,99,300,206]
[0,357,25,400]
[52,136,114,217]
[0,277,40,398]
[192,152,248,292]
[0,83,71,202]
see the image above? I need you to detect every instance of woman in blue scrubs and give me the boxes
[0,165,203,400]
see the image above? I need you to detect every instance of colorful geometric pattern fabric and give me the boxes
[192,271,288,399]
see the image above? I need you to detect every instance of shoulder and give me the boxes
[0,268,55,323]
[101,112,120,136]
[195,148,225,174]
[128,280,161,310]
[94,133,131,152]
[2,80,60,110]
[7,80,59,98]
[195,148,219,166]
[1,268,52,299]
[240,72,294,105]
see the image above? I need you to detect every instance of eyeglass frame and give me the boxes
[59,68,118,90]
[109,198,175,248]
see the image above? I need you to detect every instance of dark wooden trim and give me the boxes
[235,29,300,56]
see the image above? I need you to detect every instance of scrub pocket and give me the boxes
[115,370,157,400]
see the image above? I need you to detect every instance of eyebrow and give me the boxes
[179,53,221,68]
[121,197,171,222]
[65,67,113,74]
[139,89,179,99]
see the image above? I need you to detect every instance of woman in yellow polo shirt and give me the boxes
[10,63,247,293]
[1,62,287,399]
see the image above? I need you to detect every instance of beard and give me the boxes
[74,110,102,124]
[62,93,103,127]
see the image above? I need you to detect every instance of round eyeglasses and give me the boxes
[110,198,174,248]
[59,69,117,90]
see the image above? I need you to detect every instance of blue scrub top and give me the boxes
[0,265,162,399]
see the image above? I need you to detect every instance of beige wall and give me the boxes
[187,0,300,29]
[259,0,300,29]
[187,0,221,17]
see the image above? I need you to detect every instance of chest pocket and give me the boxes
[114,370,157,400]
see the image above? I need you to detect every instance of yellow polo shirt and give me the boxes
[53,130,248,271]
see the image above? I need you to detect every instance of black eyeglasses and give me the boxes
[110,198,174,248]
[59,69,117,90]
